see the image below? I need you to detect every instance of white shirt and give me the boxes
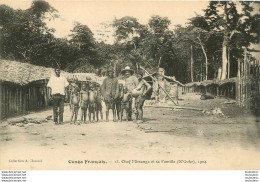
[47,75,69,95]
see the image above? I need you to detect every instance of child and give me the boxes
[120,86,131,121]
[68,77,80,111]
[95,83,103,122]
[88,82,96,122]
[70,86,80,125]
[79,83,89,124]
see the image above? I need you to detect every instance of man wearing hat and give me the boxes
[121,66,139,121]
[101,67,119,121]
[47,67,69,125]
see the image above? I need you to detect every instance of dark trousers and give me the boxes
[52,94,65,123]
[128,98,132,120]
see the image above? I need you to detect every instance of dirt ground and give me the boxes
[1,93,260,170]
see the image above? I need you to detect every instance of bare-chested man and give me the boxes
[132,70,152,120]
[101,67,119,122]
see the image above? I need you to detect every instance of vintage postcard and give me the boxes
[0,0,259,171]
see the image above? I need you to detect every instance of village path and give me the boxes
[0,93,260,170]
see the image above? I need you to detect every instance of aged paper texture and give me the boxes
[0,0,260,170]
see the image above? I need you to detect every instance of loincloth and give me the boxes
[121,101,130,109]
[71,105,80,112]
[88,102,96,113]
[80,100,89,108]
[135,95,146,107]
[95,102,102,111]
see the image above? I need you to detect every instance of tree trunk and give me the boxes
[191,45,194,82]
[221,3,228,80]
[221,37,228,80]
[200,63,203,81]
[227,48,230,79]
[197,37,208,80]
[201,45,208,80]
[217,67,222,79]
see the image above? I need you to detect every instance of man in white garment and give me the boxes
[47,68,69,125]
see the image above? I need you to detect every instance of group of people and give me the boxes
[47,66,151,125]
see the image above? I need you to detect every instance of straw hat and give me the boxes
[107,67,114,73]
[121,66,134,75]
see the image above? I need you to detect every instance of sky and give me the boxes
[0,0,210,43]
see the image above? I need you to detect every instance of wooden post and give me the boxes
[243,48,247,108]
[237,58,241,106]
[23,89,26,113]
[19,89,22,114]
[15,88,17,114]
[28,87,30,111]
[8,86,10,116]
[0,83,2,120]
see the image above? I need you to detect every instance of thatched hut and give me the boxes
[0,60,70,119]
[0,60,107,119]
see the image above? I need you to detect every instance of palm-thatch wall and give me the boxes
[184,78,237,99]
[0,60,63,119]
[0,60,104,120]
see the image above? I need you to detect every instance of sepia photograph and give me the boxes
[0,0,259,171]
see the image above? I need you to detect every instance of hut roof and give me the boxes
[143,73,184,86]
[0,59,105,86]
[185,77,237,87]
[68,73,105,85]
[0,59,71,85]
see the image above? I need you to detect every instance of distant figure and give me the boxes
[121,66,138,121]
[70,86,80,124]
[152,67,167,103]
[47,67,69,125]
[132,70,152,120]
[79,83,89,124]
[120,86,131,121]
[101,67,119,122]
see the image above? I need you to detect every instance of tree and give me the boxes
[188,16,211,80]
[0,1,58,66]
[113,16,144,45]
[142,15,174,68]
[69,22,99,70]
[204,1,259,80]
[173,25,204,82]
[112,16,149,72]
[70,22,96,55]
[112,15,190,82]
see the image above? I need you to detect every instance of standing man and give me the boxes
[132,70,152,120]
[47,67,69,125]
[152,67,167,103]
[101,67,119,122]
[121,66,139,121]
